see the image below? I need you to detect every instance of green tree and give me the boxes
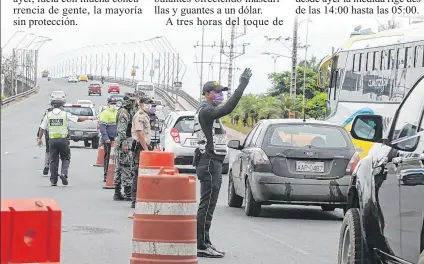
[268,66,321,99]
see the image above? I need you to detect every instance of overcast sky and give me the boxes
[1,1,420,97]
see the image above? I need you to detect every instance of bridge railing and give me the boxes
[1,75,38,106]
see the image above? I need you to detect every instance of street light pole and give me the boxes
[302,17,310,119]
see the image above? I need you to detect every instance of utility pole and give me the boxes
[291,15,299,103]
[194,25,241,98]
[221,25,249,96]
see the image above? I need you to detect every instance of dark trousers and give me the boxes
[131,144,142,204]
[103,142,112,179]
[196,154,223,249]
[49,138,71,183]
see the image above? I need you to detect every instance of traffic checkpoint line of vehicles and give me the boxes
[60,73,424,263]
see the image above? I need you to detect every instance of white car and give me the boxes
[50,91,66,104]
[159,111,229,173]
[68,76,78,83]
[77,99,94,108]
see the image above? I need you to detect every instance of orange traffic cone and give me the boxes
[93,143,104,167]
[110,141,115,160]
[103,156,115,189]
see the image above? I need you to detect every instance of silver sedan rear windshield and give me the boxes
[64,106,93,116]
[264,124,350,148]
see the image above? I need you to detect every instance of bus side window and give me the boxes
[388,49,395,69]
[360,53,366,72]
[382,50,388,70]
[366,52,373,71]
[333,70,338,100]
[414,45,424,68]
[373,51,381,70]
[397,48,406,69]
[353,54,360,72]
[405,47,412,68]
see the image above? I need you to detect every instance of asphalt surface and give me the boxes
[1,78,342,264]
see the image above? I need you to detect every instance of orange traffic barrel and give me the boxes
[1,199,61,263]
[131,168,198,264]
[103,155,116,189]
[93,142,105,167]
[139,151,175,175]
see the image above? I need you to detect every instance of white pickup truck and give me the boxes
[63,103,99,149]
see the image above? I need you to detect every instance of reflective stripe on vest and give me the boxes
[193,107,227,156]
[47,110,68,139]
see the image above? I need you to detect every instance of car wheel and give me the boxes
[244,179,261,217]
[321,205,336,211]
[337,208,365,264]
[88,93,91,96]
[91,137,99,149]
[99,93,102,96]
[222,162,229,174]
[228,171,243,208]
[84,140,91,148]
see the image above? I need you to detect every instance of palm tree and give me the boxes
[258,96,283,119]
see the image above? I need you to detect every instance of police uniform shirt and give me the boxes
[131,109,151,144]
[39,109,79,131]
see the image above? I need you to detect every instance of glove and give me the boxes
[239,68,252,86]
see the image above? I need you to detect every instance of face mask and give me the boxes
[109,105,118,110]
[213,92,224,105]
[143,104,150,111]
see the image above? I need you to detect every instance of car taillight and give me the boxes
[346,152,360,174]
[252,148,272,172]
[170,128,180,143]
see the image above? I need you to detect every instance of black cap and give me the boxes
[139,96,154,104]
[202,81,228,95]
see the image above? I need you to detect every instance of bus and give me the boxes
[317,22,424,158]
[136,81,155,99]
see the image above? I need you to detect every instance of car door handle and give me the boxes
[397,168,424,186]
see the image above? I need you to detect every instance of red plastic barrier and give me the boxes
[1,198,62,263]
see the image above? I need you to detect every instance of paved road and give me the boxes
[1,78,342,264]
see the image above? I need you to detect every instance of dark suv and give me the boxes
[338,76,424,264]
[87,74,93,81]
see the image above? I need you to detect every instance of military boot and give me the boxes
[113,184,124,201]
[123,186,131,201]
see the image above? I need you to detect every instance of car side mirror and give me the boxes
[350,114,383,143]
[227,140,241,150]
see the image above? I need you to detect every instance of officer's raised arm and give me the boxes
[205,68,252,119]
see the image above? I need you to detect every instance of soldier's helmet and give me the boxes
[50,99,64,108]
[107,97,117,105]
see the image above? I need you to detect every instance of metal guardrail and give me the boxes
[1,76,37,106]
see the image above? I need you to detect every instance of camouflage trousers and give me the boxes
[113,148,133,187]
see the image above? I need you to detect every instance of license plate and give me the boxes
[74,131,83,136]
[296,161,324,173]
[190,140,197,146]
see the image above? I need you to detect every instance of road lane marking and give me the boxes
[252,229,309,255]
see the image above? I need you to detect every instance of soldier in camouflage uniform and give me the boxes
[113,93,138,201]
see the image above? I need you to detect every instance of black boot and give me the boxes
[123,186,131,201]
[131,201,135,208]
[43,167,49,175]
[113,184,124,201]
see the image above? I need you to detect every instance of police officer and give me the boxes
[38,106,53,175]
[148,106,160,150]
[130,96,153,208]
[37,99,95,186]
[193,68,252,258]
[113,93,137,201]
[99,97,118,182]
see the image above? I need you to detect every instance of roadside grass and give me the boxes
[222,116,251,134]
